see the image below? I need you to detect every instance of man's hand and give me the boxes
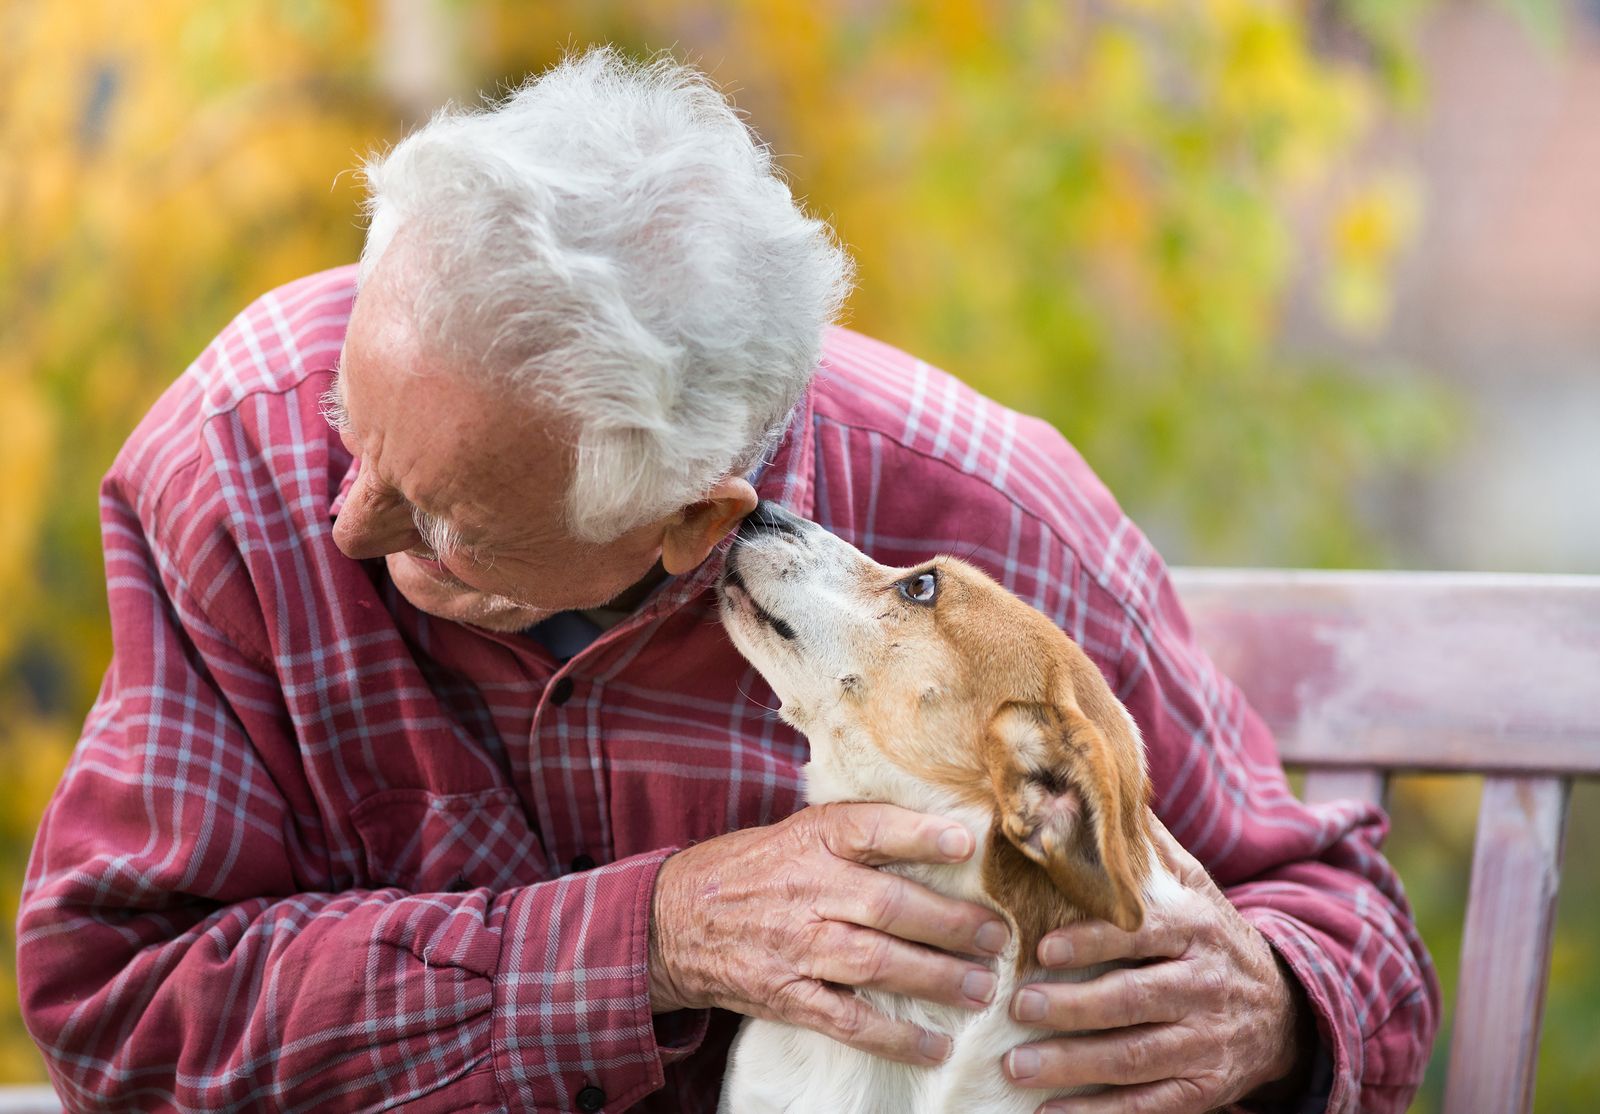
[649,802,1012,1065]
[1002,818,1311,1113]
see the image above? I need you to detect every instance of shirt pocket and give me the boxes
[349,786,548,894]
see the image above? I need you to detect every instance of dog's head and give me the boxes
[717,502,1153,936]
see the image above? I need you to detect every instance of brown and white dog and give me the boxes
[715,502,1182,1114]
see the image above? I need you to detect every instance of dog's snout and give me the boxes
[738,499,808,542]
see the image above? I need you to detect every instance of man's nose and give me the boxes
[331,472,423,560]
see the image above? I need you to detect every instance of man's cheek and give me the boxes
[446,556,532,603]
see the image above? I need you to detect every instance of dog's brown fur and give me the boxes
[718,519,1172,1114]
[821,556,1155,966]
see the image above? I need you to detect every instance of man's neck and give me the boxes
[582,559,671,626]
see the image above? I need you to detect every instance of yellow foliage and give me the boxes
[1325,175,1422,334]
[0,713,76,848]
[1,3,389,1081]
[0,379,54,664]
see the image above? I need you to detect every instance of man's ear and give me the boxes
[660,476,759,576]
[985,701,1148,932]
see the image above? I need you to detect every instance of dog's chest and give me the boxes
[720,955,1107,1114]
[866,970,1101,1113]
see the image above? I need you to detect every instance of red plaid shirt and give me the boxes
[17,266,1437,1113]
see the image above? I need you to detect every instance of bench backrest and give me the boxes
[1172,567,1600,1114]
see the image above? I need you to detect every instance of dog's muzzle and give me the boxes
[721,501,809,643]
[733,499,810,544]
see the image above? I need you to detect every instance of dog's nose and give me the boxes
[738,500,808,541]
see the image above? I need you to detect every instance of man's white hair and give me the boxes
[358,46,854,543]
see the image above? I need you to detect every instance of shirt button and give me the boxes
[569,853,596,873]
[549,677,575,706]
[575,1084,606,1111]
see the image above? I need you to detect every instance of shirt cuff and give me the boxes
[1240,909,1362,1114]
[653,1007,711,1066]
[491,847,697,1113]
[1236,1044,1336,1114]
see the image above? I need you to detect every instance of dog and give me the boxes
[714,501,1182,1114]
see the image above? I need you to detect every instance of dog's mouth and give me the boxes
[720,564,798,643]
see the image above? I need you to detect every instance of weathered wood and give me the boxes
[1301,767,1389,810]
[1281,727,1596,776]
[1442,775,1571,1114]
[1171,568,1600,776]
[1170,568,1594,1110]
[0,1087,61,1114]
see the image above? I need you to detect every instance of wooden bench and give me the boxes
[1173,567,1600,1114]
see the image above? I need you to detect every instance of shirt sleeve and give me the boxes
[15,470,704,1112]
[1101,554,1441,1113]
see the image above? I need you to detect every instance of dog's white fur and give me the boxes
[714,505,1182,1114]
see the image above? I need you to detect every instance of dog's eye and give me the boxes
[899,570,939,605]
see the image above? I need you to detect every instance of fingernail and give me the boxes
[1013,987,1047,1022]
[962,969,996,1005]
[920,1031,952,1062]
[937,827,971,859]
[1040,935,1071,967]
[1007,1046,1040,1080]
[975,921,1009,955]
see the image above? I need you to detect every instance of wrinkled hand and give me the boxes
[649,802,1012,1065]
[1003,818,1309,1113]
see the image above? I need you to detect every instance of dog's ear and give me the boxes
[984,700,1149,933]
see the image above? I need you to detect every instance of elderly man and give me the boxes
[18,49,1435,1114]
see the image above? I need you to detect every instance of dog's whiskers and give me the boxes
[953,520,1003,567]
[736,678,782,716]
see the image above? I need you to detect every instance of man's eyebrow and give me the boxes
[318,369,354,435]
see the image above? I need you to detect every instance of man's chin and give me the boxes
[386,553,553,632]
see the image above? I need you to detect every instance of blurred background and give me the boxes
[2,0,1596,1108]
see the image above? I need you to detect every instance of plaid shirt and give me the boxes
[17,266,1438,1113]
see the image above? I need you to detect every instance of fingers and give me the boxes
[812,800,972,870]
[801,921,998,1010]
[1146,815,1214,892]
[1037,914,1188,970]
[1010,966,1188,1032]
[811,801,974,867]
[806,803,1012,959]
[1034,1077,1210,1114]
[776,978,952,1067]
[1005,1024,1197,1091]
[818,864,1010,958]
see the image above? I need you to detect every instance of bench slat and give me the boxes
[1171,568,1600,776]
[0,1086,62,1114]
[1442,775,1571,1114]
[1300,767,1388,809]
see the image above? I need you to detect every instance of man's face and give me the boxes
[328,259,668,632]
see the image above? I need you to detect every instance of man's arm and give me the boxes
[1001,533,1440,1113]
[15,473,701,1113]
